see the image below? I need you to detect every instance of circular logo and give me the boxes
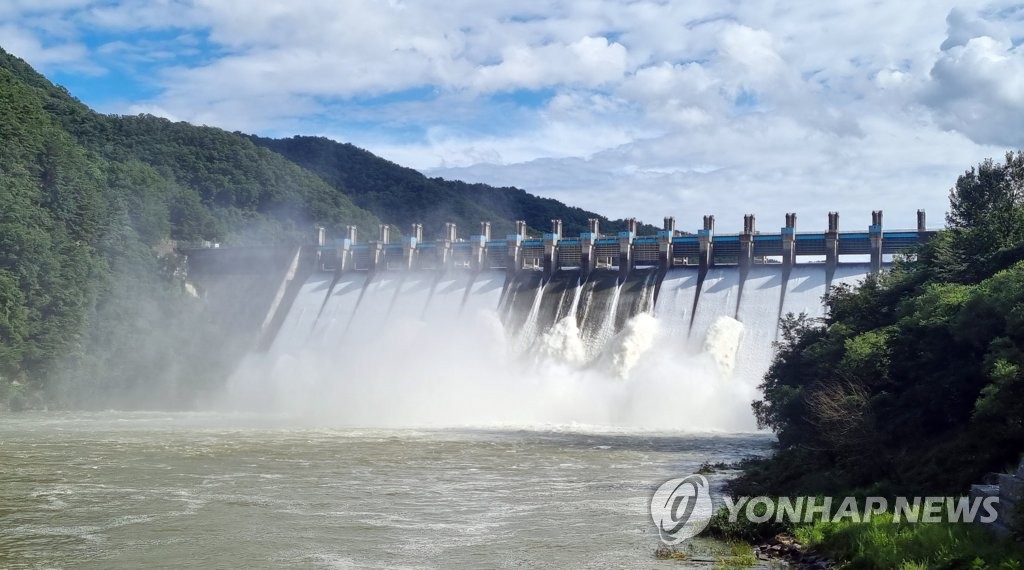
[650,474,714,544]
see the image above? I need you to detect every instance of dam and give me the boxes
[185,210,934,428]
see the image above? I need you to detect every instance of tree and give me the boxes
[944,151,1024,281]
[743,154,1024,496]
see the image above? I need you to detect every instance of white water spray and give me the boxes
[221,266,868,431]
[537,316,588,366]
[515,278,546,354]
[610,313,658,379]
[703,316,744,377]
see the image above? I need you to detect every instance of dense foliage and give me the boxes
[740,152,1024,496]
[249,135,660,237]
[0,48,346,407]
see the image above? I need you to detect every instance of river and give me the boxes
[0,412,771,568]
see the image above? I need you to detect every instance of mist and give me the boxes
[218,270,767,431]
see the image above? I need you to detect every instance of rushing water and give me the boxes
[0,412,771,568]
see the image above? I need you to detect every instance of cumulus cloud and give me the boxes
[939,7,1010,50]
[922,13,1024,147]
[0,24,94,71]
[430,113,984,232]
[719,24,784,79]
[1,0,1021,231]
[472,36,628,92]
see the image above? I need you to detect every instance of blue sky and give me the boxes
[2,0,1023,231]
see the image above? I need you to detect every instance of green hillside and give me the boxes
[0,49,381,244]
[248,135,659,237]
[0,46,379,408]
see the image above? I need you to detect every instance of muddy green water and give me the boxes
[0,412,771,568]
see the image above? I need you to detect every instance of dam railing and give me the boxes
[312,209,934,283]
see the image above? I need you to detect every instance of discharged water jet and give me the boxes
[223,261,872,431]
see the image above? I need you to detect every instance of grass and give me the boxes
[655,540,757,568]
[701,498,1024,569]
[793,514,1023,570]
[714,542,758,569]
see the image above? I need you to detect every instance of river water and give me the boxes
[0,412,771,568]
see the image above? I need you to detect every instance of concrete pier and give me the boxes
[543,219,562,279]
[739,214,755,276]
[322,225,358,274]
[368,224,391,273]
[469,221,490,272]
[438,222,457,270]
[657,217,675,269]
[619,218,637,280]
[870,210,883,274]
[781,213,796,272]
[403,223,422,270]
[505,220,526,276]
[580,218,599,276]
[825,212,839,288]
[698,215,715,281]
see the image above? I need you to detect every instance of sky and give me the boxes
[2,0,1023,232]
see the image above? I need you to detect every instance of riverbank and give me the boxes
[701,489,1024,569]
[793,515,1021,569]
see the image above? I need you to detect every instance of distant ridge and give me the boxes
[249,134,658,238]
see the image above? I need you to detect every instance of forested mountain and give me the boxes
[0,49,381,244]
[0,47,335,408]
[248,135,658,237]
[0,46,653,409]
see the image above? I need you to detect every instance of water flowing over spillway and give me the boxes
[226,264,871,430]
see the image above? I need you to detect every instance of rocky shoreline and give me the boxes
[753,534,832,569]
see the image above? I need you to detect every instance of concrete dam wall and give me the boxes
[186,209,931,428]
[182,245,314,353]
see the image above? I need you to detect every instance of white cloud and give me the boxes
[429,113,993,232]
[923,35,1024,146]
[2,0,1023,231]
[940,7,1010,50]
[719,24,783,79]
[85,0,206,29]
[472,35,628,92]
[0,23,96,72]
